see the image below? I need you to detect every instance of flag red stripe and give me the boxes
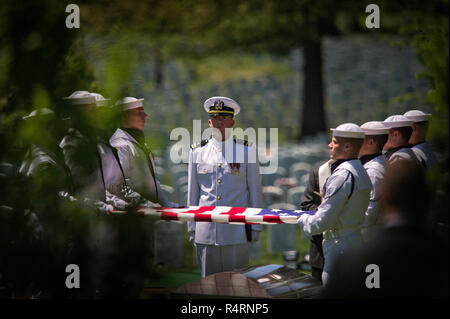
[195,214,212,222]
[182,206,215,214]
[262,215,283,223]
[160,211,179,220]
[228,215,247,223]
[225,207,247,215]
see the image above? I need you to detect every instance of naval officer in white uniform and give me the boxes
[358,121,388,242]
[109,97,178,208]
[382,115,420,165]
[187,96,263,278]
[404,110,438,169]
[297,123,372,285]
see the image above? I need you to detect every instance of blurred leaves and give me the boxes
[0,0,157,298]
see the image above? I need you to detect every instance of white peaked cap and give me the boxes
[22,108,54,120]
[404,110,432,123]
[360,121,389,135]
[90,92,110,107]
[64,91,96,105]
[115,97,144,110]
[383,115,413,128]
[203,96,240,116]
[330,123,365,139]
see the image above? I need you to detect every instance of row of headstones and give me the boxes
[135,35,429,134]
[156,146,329,205]
[263,186,306,206]
[153,220,299,269]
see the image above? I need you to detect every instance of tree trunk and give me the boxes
[154,48,163,88]
[300,38,327,138]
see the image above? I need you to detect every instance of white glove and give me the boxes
[188,231,195,243]
[140,200,161,208]
[298,215,313,240]
[89,199,114,214]
[297,214,308,226]
[105,190,128,210]
[57,191,77,201]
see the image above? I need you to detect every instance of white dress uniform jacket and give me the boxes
[187,136,263,245]
[97,142,130,210]
[59,128,130,212]
[298,159,372,284]
[411,142,438,168]
[109,128,176,207]
[361,154,387,241]
[386,146,420,165]
[19,144,57,177]
[59,128,106,202]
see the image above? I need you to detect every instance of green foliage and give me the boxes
[0,0,157,298]
[389,0,449,192]
[190,53,292,86]
[414,19,449,155]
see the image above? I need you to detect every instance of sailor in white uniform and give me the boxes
[358,121,389,242]
[59,91,116,213]
[382,115,421,165]
[187,96,263,278]
[19,108,68,180]
[297,123,372,285]
[300,159,336,282]
[90,92,132,210]
[109,97,177,208]
[404,110,438,169]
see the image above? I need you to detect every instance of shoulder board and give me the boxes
[234,138,251,147]
[191,139,209,149]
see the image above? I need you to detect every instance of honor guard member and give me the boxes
[89,92,132,210]
[322,159,448,298]
[61,91,134,211]
[404,110,438,168]
[297,123,372,285]
[20,108,67,178]
[300,159,335,282]
[90,93,152,209]
[382,115,421,165]
[358,121,389,242]
[60,91,117,212]
[187,96,263,278]
[109,97,178,208]
[19,107,74,197]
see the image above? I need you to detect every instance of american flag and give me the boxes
[115,206,315,224]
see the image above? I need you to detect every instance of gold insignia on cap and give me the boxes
[214,100,224,110]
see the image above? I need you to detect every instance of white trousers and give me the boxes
[321,232,364,286]
[195,243,249,278]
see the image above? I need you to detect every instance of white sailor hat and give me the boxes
[22,108,55,120]
[203,96,240,116]
[90,92,110,107]
[403,110,432,123]
[330,123,365,139]
[64,91,96,105]
[382,115,413,128]
[360,121,389,135]
[115,97,144,111]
